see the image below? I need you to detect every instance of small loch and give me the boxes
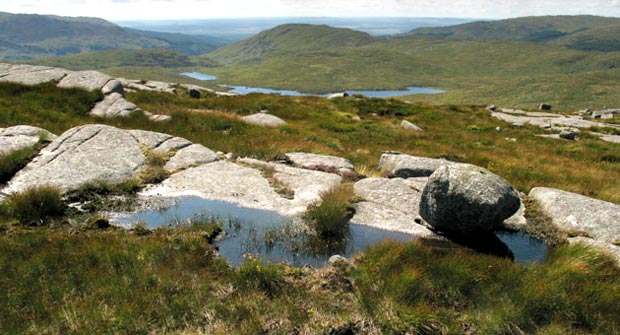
[179,72,444,97]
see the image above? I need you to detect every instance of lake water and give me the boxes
[180,72,217,81]
[180,72,444,97]
[112,196,547,267]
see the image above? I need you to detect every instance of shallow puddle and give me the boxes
[112,196,547,267]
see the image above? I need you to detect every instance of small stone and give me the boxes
[188,87,201,99]
[241,113,286,127]
[485,105,496,112]
[327,92,349,99]
[401,120,424,131]
[559,130,576,140]
[539,103,552,111]
[328,255,348,266]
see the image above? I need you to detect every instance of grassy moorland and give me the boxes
[1,82,619,202]
[1,82,620,334]
[1,220,619,334]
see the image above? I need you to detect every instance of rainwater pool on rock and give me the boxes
[112,196,547,267]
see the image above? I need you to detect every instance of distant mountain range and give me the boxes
[407,15,620,52]
[0,11,226,60]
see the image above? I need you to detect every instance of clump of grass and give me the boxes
[140,150,172,184]
[133,222,151,236]
[6,186,65,226]
[232,253,285,297]
[64,179,143,212]
[304,185,355,252]
[0,148,34,184]
[523,196,567,246]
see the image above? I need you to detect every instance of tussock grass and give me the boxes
[5,186,65,226]
[354,239,620,334]
[0,147,37,185]
[304,185,355,245]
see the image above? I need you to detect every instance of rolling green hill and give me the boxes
[30,49,220,71]
[0,12,225,60]
[207,24,378,65]
[407,15,620,52]
[198,23,620,109]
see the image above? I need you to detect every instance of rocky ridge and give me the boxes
[488,107,620,143]
[0,63,234,122]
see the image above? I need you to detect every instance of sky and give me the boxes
[2,0,620,21]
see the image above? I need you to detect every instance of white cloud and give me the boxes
[0,0,619,20]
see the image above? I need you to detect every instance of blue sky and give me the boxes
[1,0,619,20]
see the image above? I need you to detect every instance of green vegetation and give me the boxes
[201,29,620,109]
[1,82,618,203]
[1,223,619,334]
[140,149,172,185]
[407,15,620,50]
[233,253,285,297]
[207,24,377,65]
[354,239,620,334]
[0,147,37,184]
[4,186,65,226]
[0,82,102,134]
[63,180,143,213]
[304,185,355,243]
[30,49,217,71]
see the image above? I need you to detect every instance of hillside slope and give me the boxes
[200,23,620,109]
[207,24,378,65]
[407,15,620,51]
[0,12,224,60]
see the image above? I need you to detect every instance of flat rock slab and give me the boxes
[351,202,435,237]
[351,177,435,236]
[378,152,461,178]
[591,132,620,143]
[238,157,343,213]
[530,187,620,243]
[164,144,219,171]
[241,113,287,127]
[491,111,620,131]
[0,66,70,85]
[146,157,342,216]
[0,126,57,155]
[285,152,355,174]
[57,71,112,92]
[3,125,147,194]
[354,177,424,215]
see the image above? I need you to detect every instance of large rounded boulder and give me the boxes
[419,164,520,234]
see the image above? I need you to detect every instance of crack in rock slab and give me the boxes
[2,125,147,194]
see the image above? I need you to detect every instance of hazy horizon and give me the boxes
[2,0,619,21]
